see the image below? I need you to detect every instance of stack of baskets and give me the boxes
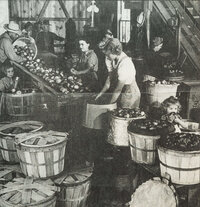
[0,121,44,163]
[0,120,93,207]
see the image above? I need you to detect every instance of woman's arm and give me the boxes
[95,75,111,100]
[110,80,125,104]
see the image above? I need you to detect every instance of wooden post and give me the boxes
[144,0,153,49]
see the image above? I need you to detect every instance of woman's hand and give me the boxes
[70,68,79,75]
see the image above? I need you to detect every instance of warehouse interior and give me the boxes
[0,0,200,206]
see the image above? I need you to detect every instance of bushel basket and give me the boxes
[107,114,145,146]
[54,167,93,207]
[0,121,43,163]
[128,131,160,165]
[158,145,200,185]
[15,130,68,178]
[0,177,59,207]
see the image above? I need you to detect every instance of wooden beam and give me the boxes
[37,0,50,21]
[10,17,89,21]
[153,0,200,72]
[58,0,70,19]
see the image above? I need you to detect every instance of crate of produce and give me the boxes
[54,167,93,207]
[146,80,179,106]
[128,119,160,164]
[107,108,145,146]
[129,176,178,207]
[0,177,59,207]
[0,121,43,163]
[158,132,200,185]
[15,130,68,178]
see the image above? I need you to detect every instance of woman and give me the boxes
[71,37,99,92]
[96,38,141,108]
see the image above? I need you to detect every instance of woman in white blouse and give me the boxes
[96,38,141,108]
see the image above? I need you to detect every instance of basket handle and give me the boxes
[162,172,171,185]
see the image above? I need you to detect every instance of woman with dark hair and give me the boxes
[70,37,99,92]
[96,38,141,108]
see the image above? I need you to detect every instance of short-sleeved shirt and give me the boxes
[77,50,98,73]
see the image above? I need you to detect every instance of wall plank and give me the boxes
[9,0,91,35]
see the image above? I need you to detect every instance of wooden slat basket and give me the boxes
[15,130,68,178]
[5,92,44,118]
[128,131,160,165]
[0,177,59,207]
[107,114,145,147]
[0,121,43,163]
[54,167,93,207]
[158,145,200,185]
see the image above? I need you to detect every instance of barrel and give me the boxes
[0,121,43,163]
[55,167,93,207]
[0,177,58,207]
[146,82,179,106]
[82,100,117,130]
[107,114,145,146]
[128,131,160,165]
[15,131,68,178]
[5,92,42,118]
[158,145,200,185]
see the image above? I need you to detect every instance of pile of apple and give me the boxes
[111,107,145,119]
[14,45,35,61]
[15,45,89,93]
[148,79,179,85]
[163,61,184,77]
[23,57,88,93]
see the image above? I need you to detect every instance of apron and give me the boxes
[109,56,141,109]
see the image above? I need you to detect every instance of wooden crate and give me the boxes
[177,81,200,119]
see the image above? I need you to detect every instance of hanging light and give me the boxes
[87,0,99,27]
